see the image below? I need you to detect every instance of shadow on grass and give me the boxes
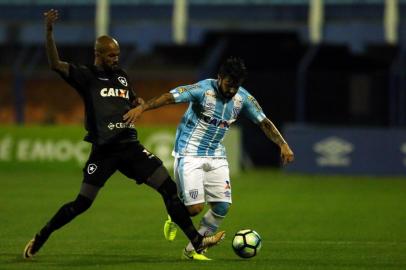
[270,258,406,269]
[3,253,181,268]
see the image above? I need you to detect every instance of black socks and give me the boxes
[38,194,93,239]
[157,178,201,244]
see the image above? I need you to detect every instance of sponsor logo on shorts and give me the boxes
[142,149,155,159]
[107,122,135,130]
[225,180,231,189]
[87,163,97,174]
[189,189,199,199]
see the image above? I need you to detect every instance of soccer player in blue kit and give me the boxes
[124,57,294,260]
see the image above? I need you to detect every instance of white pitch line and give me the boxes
[267,240,406,245]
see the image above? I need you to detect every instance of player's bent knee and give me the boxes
[79,182,100,201]
[156,177,177,199]
[146,166,170,190]
[187,204,204,216]
[211,202,231,217]
[73,194,93,214]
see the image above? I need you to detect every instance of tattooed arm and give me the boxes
[259,118,294,165]
[123,93,175,124]
[141,93,176,111]
[260,118,287,146]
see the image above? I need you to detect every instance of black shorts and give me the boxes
[82,141,163,187]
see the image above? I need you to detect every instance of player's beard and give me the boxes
[222,92,234,99]
[111,62,120,71]
[104,62,120,72]
[219,88,235,99]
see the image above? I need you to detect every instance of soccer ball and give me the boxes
[232,229,262,258]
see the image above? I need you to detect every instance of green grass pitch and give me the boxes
[1,169,406,270]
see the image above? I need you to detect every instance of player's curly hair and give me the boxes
[218,57,247,83]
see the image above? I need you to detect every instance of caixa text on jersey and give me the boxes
[100,88,129,99]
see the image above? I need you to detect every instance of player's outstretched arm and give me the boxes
[44,9,69,76]
[259,118,294,165]
[123,93,176,124]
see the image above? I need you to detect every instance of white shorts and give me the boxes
[174,156,232,206]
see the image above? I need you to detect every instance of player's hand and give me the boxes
[280,143,294,165]
[123,105,144,124]
[44,9,59,31]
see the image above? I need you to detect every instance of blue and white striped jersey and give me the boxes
[170,79,266,157]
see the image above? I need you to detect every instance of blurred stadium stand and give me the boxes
[1,0,406,170]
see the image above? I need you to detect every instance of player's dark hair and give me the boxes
[218,57,247,83]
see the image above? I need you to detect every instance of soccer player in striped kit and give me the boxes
[124,57,294,260]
